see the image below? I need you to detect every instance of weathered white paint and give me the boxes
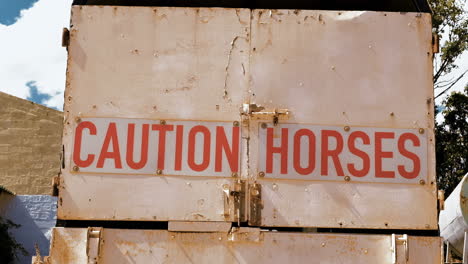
[247,9,436,229]
[46,227,442,264]
[60,6,437,230]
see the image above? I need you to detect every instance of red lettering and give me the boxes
[347,131,370,177]
[398,133,421,179]
[174,125,184,171]
[97,122,122,168]
[266,128,289,174]
[152,124,174,170]
[126,124,149,170]
[320,130,344,176]
[293,129,316,175]
[215,126,240,173]
[375,132,395,178]
[73,121,97,168]
[188,126,211,172]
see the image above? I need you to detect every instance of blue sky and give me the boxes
[0,0,72,110]
[0,0,39,25]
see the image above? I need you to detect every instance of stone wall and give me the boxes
[0,92,63,195]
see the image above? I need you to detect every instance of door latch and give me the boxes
[223,180,246,225]
[241,104,289,125]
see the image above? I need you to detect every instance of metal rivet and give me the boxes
[418,128,425,134]
[321,242,326,247]
[233,121,240,127]
[72,166,79,172]
[160,120,166,125]
[171,235,175,239]
[218,237,222,241]
[75,117,82,123]
[344,126,350,132]
[261,123,268,129]
[258,171,265,177]
[363,249,368,254]
[156,169,163,175]
[272,183,278,190]
[231,172,238,178]
[344,176,351,181]
[419,179,426,185]
[390,112,394,116]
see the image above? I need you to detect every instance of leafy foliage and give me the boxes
[429,0,468,97]
[0,217,28,264]
[436,86,468,196]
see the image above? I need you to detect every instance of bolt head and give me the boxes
[72,166,79,172]
[231,172,238,178]
[344,176,351,181]
[261,123,268,129]
[156,169,163,175]
[233,121,240,127]
[344,126,350,132]
[418,128,425,134]
[75,117,82,123]
[160,120,166,125]
[419,179,426,185]
[258,171,265,177]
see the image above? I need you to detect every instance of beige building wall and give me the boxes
[0,92,63,195]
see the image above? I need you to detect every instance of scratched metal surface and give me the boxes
[246,10,437,229]
[60,6,437,229]
[46,228,441,264]
[60,6,250,221]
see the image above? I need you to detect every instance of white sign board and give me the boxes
[72,118,240,177]
[258,124,427,184]
[73,118,427,184]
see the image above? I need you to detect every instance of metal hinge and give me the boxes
[62,28,70,48]
[391,234,409,264]
[52,175,60,197]
[432,33,439,54]
[438,190,445,211]
[223,180,246,225]
[241,103,289,125]
[249,183,262,226]
[86,227,103,264]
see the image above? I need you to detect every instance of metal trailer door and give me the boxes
[245,10,437,229]
[45,227,442,264]
[60,6,251,222]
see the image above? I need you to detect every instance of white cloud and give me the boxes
[0,0,72,110]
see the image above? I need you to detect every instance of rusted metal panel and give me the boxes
[60,6,250,221]
[247,10,437,229]
[46,227,441,263]
[48,228,88,264]
[62,6,436,229]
